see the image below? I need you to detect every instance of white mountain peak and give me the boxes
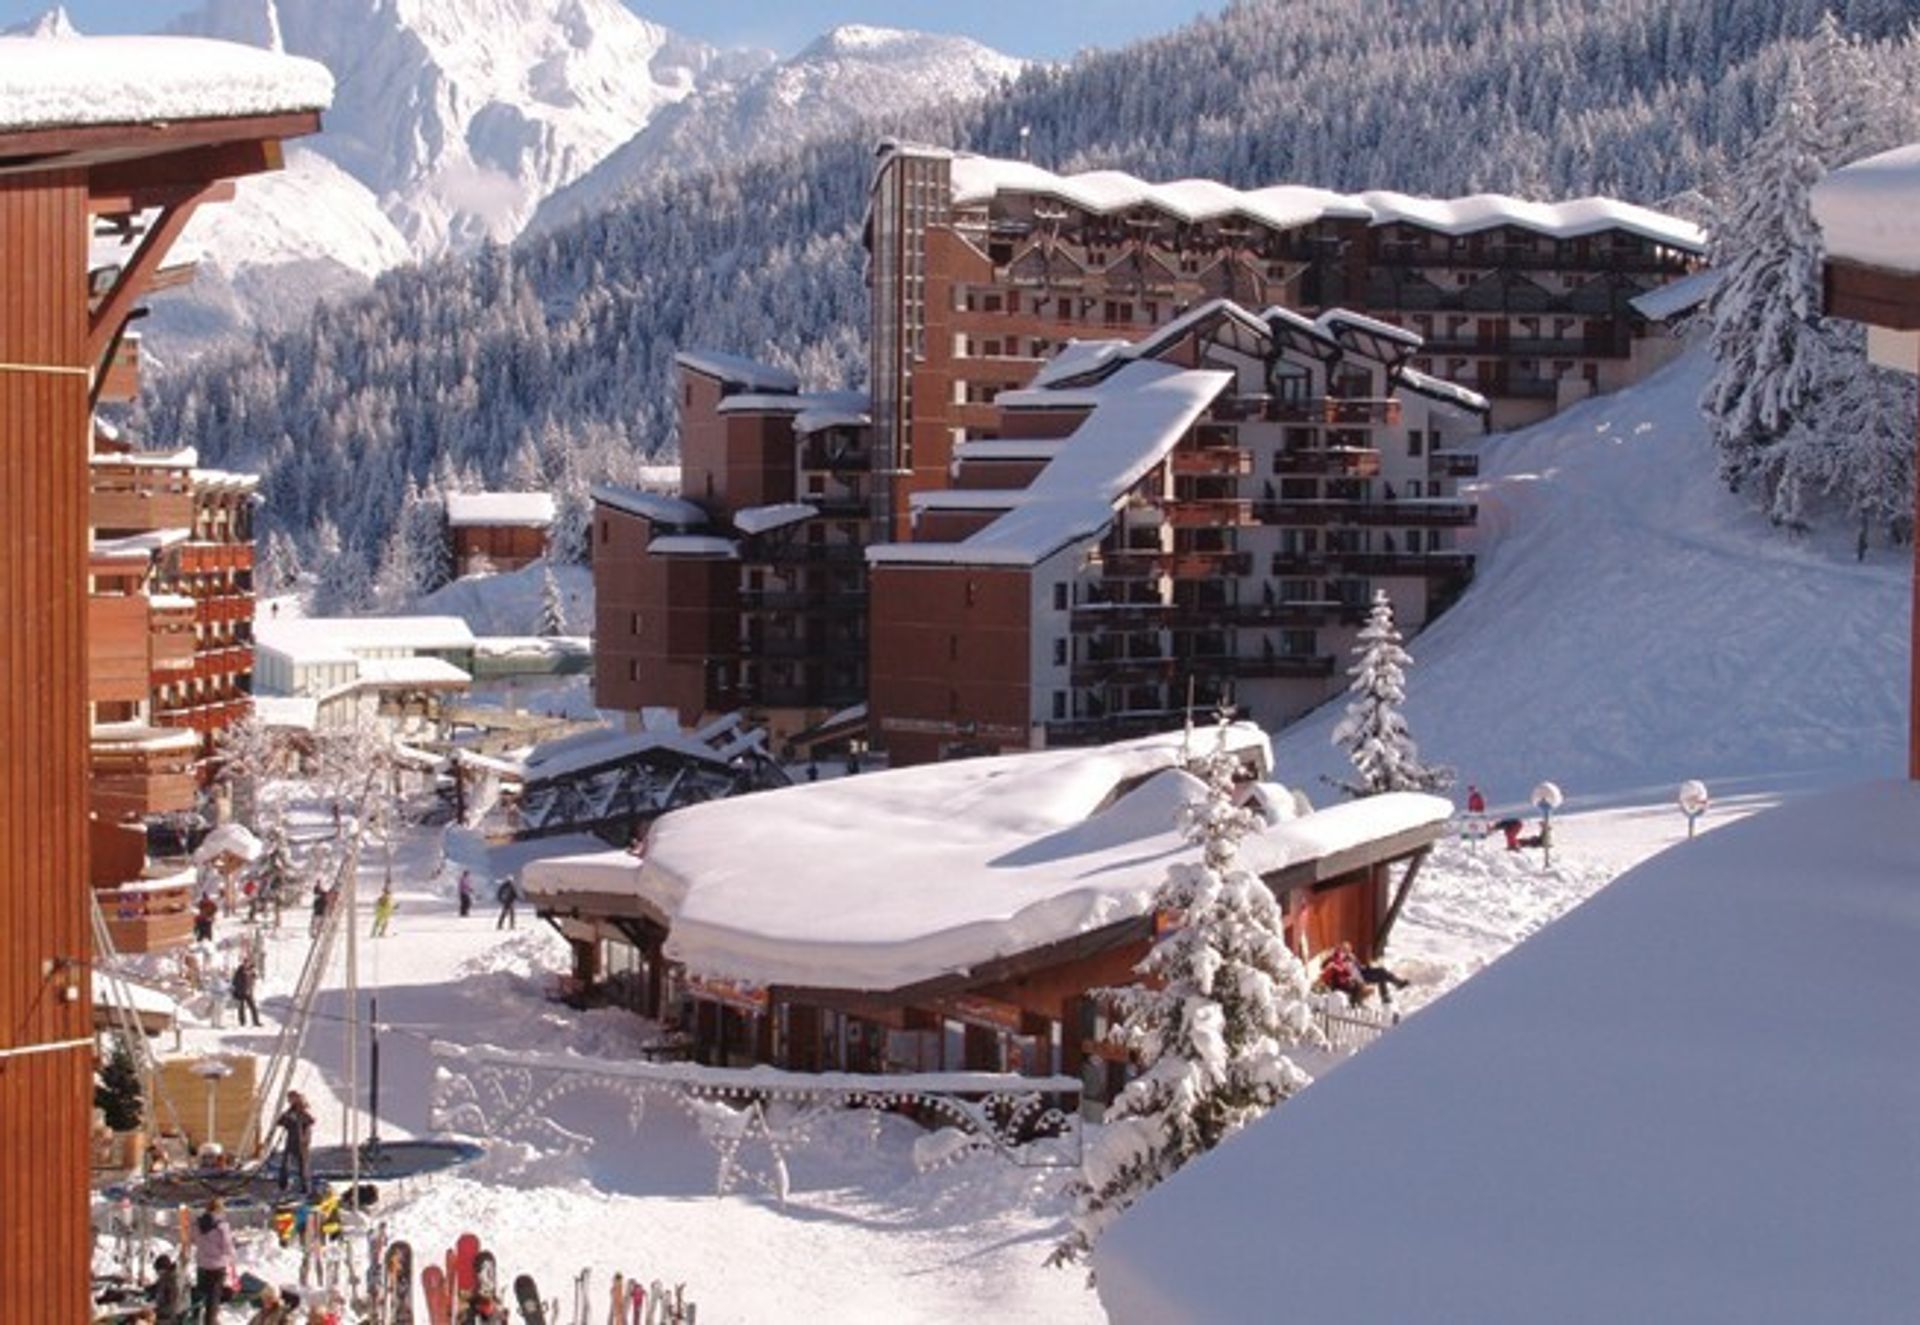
[4,5,80,37]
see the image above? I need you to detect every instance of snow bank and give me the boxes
[1097,780,1920,1322]
[0,35,331,131]
[193,822,263,864]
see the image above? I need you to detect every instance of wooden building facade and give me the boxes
[0,65,321,1314]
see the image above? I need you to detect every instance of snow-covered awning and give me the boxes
[649,535,739,559]
[1629,267,1721,322]
[0,35,333,132]
[1397,367,1491,414]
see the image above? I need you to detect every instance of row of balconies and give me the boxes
[194,594,254,625]
[1069,600,1367,631]
[739,635,866,660]
[90,729,200,819]
[1068,649,1338,688]
[178,542,253,573]
[91,467,195,532]
[1270,550,1475,577]
[1100,548,1255,580]
[152,698,250,735]
[738,588,868,615]
[1253,500,1477,528]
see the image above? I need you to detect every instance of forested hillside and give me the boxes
[137,0,1920,605]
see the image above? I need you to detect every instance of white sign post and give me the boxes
[1531,780,1564,868]
[1678,779,1710,839]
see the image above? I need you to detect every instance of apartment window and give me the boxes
[1052,691,1068,721]
[1407,430,1425,458]
[1053,582,1069,611]
[983,293,1003,312]
[628,660,639,682]
[630,612,641,635]
[1052,639,1068,666]
[965,580,978,606]
[599,519,610,545]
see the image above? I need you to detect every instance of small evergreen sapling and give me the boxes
[1330,590,1451,796]
[1050,727,1316,1273]
[538,561,568,636]
[95,1040,143,1132]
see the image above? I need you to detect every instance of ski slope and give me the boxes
[1273,348,1909,812]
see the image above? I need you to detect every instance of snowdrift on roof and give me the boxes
[524,726,1452,994]
[1097,779,1920,1322]
[0,35,332,131]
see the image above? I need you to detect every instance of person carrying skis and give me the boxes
[371,884,397,938]
[231,957,262,1028]
[191,1198,236,1318]
[457,869,474,918]
[273,1091,316,1193]
[495,876,518,930]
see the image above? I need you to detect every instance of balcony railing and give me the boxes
[1170,448,1252,477]
[1264,398,1402,426]
[1166,498,1255,529]
[152,699,250,736]
[1325,551,1475,577]
[194,594,254,625]
[759,543,866,566]
[1430,450,1480,478]
[90,466,194,533]
[740,636,866,660]
[90,727,200,818]
[95,878,197,954]
[1102,548,1253,579]
[1271,449,1381,478]
[178,542,254,574]
[1256,500,1477,528]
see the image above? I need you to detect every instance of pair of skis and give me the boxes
[422,1231,503,1323]
[606,1272,695,1325]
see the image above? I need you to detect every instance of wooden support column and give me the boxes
[0,168,93,1325]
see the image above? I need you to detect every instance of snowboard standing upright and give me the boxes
[514,1272,548,1325]
[385,1240,415,1325]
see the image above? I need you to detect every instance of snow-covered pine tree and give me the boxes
[1330,590,1450,796]
[260,527,305,599]
[1700,55,1831,496]
[409,479,453,594]
[1050,726,1316,1273]
[538,560,568,636]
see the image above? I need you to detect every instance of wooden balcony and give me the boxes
[1265,398,1402,426]
[1166,498,1255,529]
[194,594,253,625]
[88,593,151,704]
[1326,551,1475,577]
[153,699,251,736]
[1430,450,1480,478]
[95,875,196,954]
[1271,448,1382,478]
[1256,500,1478,528]
[150,597,198,670]
[1100,547,1252,580]
[90,726,200,818]
[1170,448,1252,477]
[178,542,254,574]
[90,465,193,533]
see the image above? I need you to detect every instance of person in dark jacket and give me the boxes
[231,958,262,1027]
[273,1091,316,1193]
[494,876,518,930]
[457,870,474,918]
[193,894,218,944]
[148,1252,188,1325]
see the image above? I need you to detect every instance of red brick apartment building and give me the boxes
[0,35,324,1314]
[594,144,1702,763]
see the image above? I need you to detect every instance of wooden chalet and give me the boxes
[1812,146,1920,780]
[524,729,1449,1111]
[0,33,325,1314]
[446,490,556,574]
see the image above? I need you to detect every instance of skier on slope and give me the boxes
[371,884,397,938]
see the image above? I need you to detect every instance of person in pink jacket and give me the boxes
[191,1196,236,1316]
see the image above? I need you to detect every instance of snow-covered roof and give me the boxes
[733,503,819,536]
[251,696,318,731]
[0,35,332,133]
[793,404,872,435]
[256,615,476,665]
[870,361,1230,568]
[518,722,733,785]
[716,388,867,418]
[1027,339,1131,389]
[673,350,799,393]
[525,726,1451,992]
[1396,367,1491,414]
[353,656,472,689]
[1096,780,1920,1322]
[193,822,263,865]
[445,492,556,528]
[953,438,1069,462]
[909,489,1026,512]
[188,468,260,492]
[591,483,707,528]
[936,151,1705,252]
[648,535,739,559]
[1629,267,1722,322]
[1812,143,1920,274]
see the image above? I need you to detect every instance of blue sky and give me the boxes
[2,1,1226,60]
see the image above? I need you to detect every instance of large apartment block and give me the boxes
[868,300,1486,764]
[867,143,1703,530]
[595,143,1703,762]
